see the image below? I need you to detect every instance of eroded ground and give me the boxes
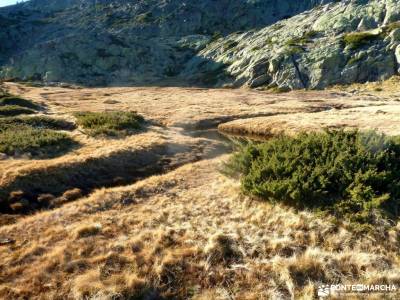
[1,78,400,299]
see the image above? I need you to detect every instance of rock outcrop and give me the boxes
[185,0,400,89]
[0,0,400,89]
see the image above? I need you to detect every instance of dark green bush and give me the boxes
[74,111,144,136]
[0,116,76,131]
[0,96,42,110]
[225,131,400,227]
[0,125,75,156]
[0,105,36,117]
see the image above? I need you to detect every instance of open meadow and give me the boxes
[1,79,400,299]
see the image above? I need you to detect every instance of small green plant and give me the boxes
[74,111,144,136]
[0,105,36,117]
[0,125,76,156]
[224,130,400,229]
[0,96,42,110]
[343,31,382,50]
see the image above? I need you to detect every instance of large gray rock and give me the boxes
[182,0,400,89]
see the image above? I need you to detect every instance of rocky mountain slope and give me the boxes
[191,0,400,89]
[1,0,400,89]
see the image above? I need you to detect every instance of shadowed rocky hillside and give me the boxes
[0,0,333,86]
[1,0,400,89]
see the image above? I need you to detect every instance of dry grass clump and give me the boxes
[71,269,149,300]
[204,232,243,265]
[62,188,83,201]
[73,223,102,239]
[333,75,400,94]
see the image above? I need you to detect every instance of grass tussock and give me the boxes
[74,111,144,137]
[224,130,400,229]
[73,223,102,239]
[204,232,243,265]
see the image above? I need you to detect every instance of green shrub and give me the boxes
[0,105,36,117]
[0,116,76,131]
[224,131,400,227]
[0,96,42,110]
[343,31,382,49]
[0,125,75,156]
[74,111,144,136]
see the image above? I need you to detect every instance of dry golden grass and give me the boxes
[0,158,399,299]
[1,80,400,298]
[219,104,400,138]
[2,81,384,130]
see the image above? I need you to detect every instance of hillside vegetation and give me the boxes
[225,131,400,230]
